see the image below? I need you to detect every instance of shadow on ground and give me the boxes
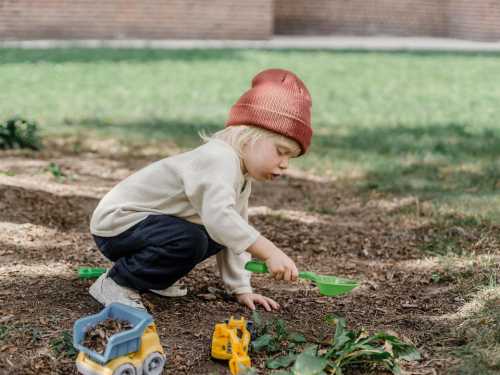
[62,117,500,205]
[2,48,500,65]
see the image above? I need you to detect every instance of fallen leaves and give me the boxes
[82,319,133,354]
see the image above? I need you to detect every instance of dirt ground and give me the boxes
[0,137,498,375]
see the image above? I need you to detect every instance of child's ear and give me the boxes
[240,140,250,159]
[242,138,257,152]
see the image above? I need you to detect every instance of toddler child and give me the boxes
[89,68,313,311]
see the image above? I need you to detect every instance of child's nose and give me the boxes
[280,157,289,169]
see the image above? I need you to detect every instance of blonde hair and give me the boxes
[200,125,301,158]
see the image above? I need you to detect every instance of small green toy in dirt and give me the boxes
[78,267,107,279]
[244,260,358,297]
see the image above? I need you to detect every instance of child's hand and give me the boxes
[235,293,280,311]
[265,250,299,282]
[247,235,298,282]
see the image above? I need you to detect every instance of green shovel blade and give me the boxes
[245,260,358,297]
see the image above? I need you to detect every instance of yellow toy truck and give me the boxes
[211,317,253,375]
[73,303,165,375]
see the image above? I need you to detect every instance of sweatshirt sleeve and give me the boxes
[181,149,260,255]
[216,249,253,295]
[215,185,253,295]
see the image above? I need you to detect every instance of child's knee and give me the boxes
[92,235,118,261]
[183,226,209,262]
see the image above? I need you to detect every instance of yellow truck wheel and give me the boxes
[143,352,165,375]
[112,363,136,375]
[229,358,250,375]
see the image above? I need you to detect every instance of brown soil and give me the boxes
[0,138,498,375]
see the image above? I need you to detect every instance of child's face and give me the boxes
[242,137,298,181]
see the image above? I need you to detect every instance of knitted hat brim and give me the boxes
[226,104,312,154]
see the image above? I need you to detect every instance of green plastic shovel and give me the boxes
[78,267,107,279]
[244,260,358,297]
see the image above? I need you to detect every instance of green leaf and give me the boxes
[325,330,352,359]
[303,344,318,356]
[251,311,263,332]
[347,344,392,360]
[325,314,336,326]
[331,316,352,351]
[398,347,421,361]
[0,117,41,150]
[333,333,351,351]
[338,348,375,364]
[288,332,307,343]
[266,353,297,369]
[48,162,64,178]
[0,325,12,340]
[275,319,288,339]
[390,363,402,375]
[371,332,421,361]
[50,331,77,357]
[292,352,328,375]
[272,371,293,375]
[252,334,272,352]
[269,339,282,353]
[240,367,258,375]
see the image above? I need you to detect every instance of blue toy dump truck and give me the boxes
[73,303,165,375]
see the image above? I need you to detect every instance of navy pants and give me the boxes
[93,214,225,291]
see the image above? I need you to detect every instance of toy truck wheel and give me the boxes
[112,363,136,375]
[143,352,165,375]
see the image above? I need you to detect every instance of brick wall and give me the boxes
[275,0,500,41]
[1,0,499,41]
[0,0,273,40]
[448,0,500,41]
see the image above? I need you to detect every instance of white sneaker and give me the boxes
[89,271,145,310]
[150,280,188,297]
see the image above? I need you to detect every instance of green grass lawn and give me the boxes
[1,48,500,220]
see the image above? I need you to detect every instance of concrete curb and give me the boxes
[1,36,500,52]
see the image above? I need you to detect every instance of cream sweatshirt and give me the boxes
[90,139,259,295]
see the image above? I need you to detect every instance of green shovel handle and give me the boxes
[78,267,107,279]
[244,260,316,281]
[244,260,269,273]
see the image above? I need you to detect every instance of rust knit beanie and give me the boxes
[226,68,313,154]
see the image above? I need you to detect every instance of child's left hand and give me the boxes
[235,293,280,311]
